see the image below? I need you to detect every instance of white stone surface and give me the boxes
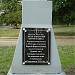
[7,68,66,75]
[7,1,66,75]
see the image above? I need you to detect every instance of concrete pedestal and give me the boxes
[7,68,66,75]
[7,1,66,75]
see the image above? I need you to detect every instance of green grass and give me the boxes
[0,26,75,37]
[58,45,75,74]
[53,26,75,32]
[54,31,75,36]
[0,29,20,37]
[0,46,15,75]
[53,26,75,36]
[0,46,75,75]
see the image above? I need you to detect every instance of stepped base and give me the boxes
[7,68,66,75]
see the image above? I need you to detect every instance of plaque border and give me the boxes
[22,28,51,65]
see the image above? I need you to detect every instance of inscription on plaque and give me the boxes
[22,28,51,65]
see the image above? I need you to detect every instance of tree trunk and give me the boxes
[13,24,18,29]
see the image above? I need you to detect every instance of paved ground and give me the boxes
[0,36,75,46]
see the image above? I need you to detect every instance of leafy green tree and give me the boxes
[53,0,75,25]
[0,0,22,28]
[0,0,75,26]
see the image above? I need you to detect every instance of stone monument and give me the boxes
[7,0,66,75]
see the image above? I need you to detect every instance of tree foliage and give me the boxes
[0,0,22,27]
[53,0,75,25]
[0,0,75,26]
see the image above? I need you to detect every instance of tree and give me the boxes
[53,0,75,25]
[0,0,75,26]
[0,0,22,28]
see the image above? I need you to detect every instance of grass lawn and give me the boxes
[0,46,75,75]
[58,46,75,74]
[53,26,75,32]
[0,26,75,37]
[53,26,75,36]
[0,46,15,75]
[0,29,20,37]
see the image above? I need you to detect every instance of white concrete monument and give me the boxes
[7,0,66,75]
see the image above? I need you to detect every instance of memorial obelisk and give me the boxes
[7,0,66,75]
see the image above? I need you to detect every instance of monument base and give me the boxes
[7,68,66,75]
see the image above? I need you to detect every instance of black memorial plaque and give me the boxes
[22,28,51,65]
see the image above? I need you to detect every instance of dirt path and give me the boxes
[56,37,75,46]
[0,36,75,46]
[0,39,17,46]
